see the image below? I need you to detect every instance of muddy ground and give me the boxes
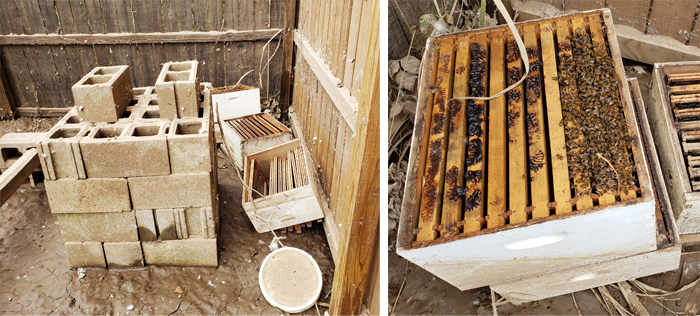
[0,119,335,315]
[388,62,700,315]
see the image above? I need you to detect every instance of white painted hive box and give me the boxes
[397,10,659,291]
[648,61,700,237]
[242,138,324,232]
[221,113,294,170]
[212,84,261,122]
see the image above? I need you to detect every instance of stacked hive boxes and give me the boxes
[39,61,219,268]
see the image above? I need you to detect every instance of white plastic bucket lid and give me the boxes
[259,247,323,313]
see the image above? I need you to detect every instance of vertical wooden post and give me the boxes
[279,0,297,121]
[329,0,379,314]
[0,57,16,118]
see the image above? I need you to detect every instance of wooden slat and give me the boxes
[646,0,698,44]
[487,31,507,229]
[341,0,364,90]
[589,14,637,202]
[279,0,296,120]
[416,37,454,242]
[671,94,700,104]
[524,24,550,219]
[668,72,700,84]
[559,18,593,211]
[541,22,572,215]
[294,32,357,132]
[506,33,528,224]
[0,57,16,116]
[464,35,488,233]
[0,148,39,206]
[440,36,469,237]
[668,84,700,95]
[329,0,379,311]
[0,29,283,45]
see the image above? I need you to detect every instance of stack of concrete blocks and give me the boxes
[38,62,220,269]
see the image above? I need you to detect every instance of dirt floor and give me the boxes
[388,61,700,315]
[0,119,335,315]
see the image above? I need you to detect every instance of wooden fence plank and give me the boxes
[280,0,297,119]
[0,29,281,45]
[329,0,378,312]
[646,0,698,44]
[0,148,40,206]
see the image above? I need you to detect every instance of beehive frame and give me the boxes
[397,9,657,290]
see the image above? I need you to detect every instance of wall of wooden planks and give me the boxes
[0,0,285,115]
[291,0,379,314]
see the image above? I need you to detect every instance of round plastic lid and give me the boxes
[259,247,322,313]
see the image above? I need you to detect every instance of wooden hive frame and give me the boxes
[397,9,658,290]
[242,138,324,233]
[649,60,700,238]
[491,78,681,302]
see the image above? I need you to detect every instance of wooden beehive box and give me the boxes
[491,78,681,302]
[221,113,294,170]
[397,9,659,290]
[242,138,324,233]
[649,61,700,238]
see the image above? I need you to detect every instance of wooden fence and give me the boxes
[533,0,700,46]
[0,0,285,116]
[288,0,380,314]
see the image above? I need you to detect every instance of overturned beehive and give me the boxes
[398,9,658,290]
[242,139,324,233]
[649,61,700,236]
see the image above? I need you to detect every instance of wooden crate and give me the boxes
[242,138,324,233]
[491,78,681,302]
[649,60,700,237]
[397,9,659,290]
[221,113,294,169]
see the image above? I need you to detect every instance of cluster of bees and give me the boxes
[464,43,488,213]
[558,28,636,197]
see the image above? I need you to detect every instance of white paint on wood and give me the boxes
[242,139,324,233]
[397,200,658,291]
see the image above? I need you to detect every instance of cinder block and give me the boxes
[135,210,157,241]
[141,238,217,267]
[132,86,154,102]
[183,207,213,239]
[155,61,200,119]
[154,209,178,240]
[80,123,170,178]
[128,172,214,210]
[167,119,212,173]
[57,211,138,242]
[72,66,133,122]
[37,125,90,180]
[135,105,162,122]
[174,208,188,239]
[45,178,131,213]
[103,242,144,267]
[64,241,106,268]
[114,105,140,124]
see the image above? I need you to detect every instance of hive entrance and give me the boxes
[415,13,641,244]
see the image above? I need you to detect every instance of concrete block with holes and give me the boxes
[72,66,133,123]
[45,64,220,269]
[155,61,201,119]
[79,123,171,178]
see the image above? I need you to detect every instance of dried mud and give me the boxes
[0,156,334,315]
